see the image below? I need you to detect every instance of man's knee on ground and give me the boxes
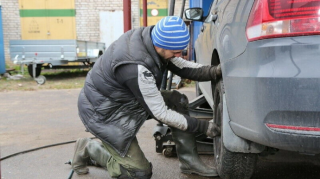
[86,140,103,153]
[118,163,153,179]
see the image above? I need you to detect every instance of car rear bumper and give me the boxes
[223,36,320,154]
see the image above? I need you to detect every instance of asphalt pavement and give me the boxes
[0,87,319,179]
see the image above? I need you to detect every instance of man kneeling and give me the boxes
[73,16,221,178]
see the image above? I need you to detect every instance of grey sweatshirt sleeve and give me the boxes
[115,64,208,133]
[167,57,218,81]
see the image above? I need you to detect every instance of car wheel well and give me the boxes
[211,49,221,100]
[211,49,220,66]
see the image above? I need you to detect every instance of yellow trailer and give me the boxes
[10,0,105,84]
[19,0,76,40]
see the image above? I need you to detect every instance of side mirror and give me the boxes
[185,8,203,21]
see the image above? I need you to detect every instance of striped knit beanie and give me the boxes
[151,16,190,50]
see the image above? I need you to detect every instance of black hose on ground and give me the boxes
[0,137,97,161]
[68,169,74,179]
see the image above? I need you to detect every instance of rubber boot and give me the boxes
[72,138,111,175]
[171,128,218,177]
[160,90,218,176]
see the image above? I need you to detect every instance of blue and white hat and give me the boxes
[151,16,190,50]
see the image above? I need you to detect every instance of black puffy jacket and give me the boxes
[78,25,219,157]
[78,26,165,156]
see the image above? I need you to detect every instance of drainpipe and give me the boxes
[123,0,132,32]
[142,0,147,26]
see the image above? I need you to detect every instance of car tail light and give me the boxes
[266,123,320,135]
[246,0,320,41]
[266,123,320,131]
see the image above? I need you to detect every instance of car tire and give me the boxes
[27,64,42,78]
[213,80,257,179]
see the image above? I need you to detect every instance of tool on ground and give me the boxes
[65,160,74,179]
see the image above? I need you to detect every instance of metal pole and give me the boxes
[188,23,193,62]
[143,0,148,26]
[161,0,176,90]
[179,0,186,18]
[160,70,168,90]
[164,0,178,90]
[123,0,132,32]
[169,0,175,16]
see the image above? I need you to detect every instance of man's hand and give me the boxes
[210,64,222,80]
[206,121,221,138]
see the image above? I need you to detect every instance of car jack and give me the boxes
[153,95,214,157]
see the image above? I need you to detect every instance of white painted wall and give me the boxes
[100,11,124,49]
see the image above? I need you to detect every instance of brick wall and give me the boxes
[131,0,140,29]
[1,0,21,66]
[1,0,188,66]
[75,0,126,42]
